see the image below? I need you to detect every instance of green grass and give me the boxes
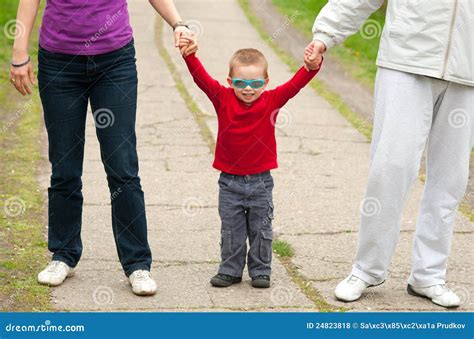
[0,1,19,74]
[272,239,294,258]
[278,256,346,312]
[459,204,474,223]
[0,0,50,311]
[272,0,386,88]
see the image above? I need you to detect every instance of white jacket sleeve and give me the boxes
[312,0,385,49]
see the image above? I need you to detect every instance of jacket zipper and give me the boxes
[441,0,458,78]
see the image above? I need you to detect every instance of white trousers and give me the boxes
[352,67,473,287]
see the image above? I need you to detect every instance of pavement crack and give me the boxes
[280,230,355,236]
[318,257,351,265]
[138,84,158,95]
[274,256,346,312]
[153,260,219,267]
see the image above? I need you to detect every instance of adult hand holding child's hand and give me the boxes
[178,32,198,57]
[304,40,325,71]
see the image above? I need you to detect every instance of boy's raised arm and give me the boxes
[183,53,225,110]
[269,61,322,108]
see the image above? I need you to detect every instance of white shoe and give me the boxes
[129,270,157,296]
[335,274,375,302]
[407,284,461,308]
[37,261,74,286]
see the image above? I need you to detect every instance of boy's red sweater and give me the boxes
[184,53,320,175]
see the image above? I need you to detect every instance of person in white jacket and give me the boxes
[306,0,473,308]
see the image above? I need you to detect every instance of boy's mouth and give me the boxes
[242,93,254,99]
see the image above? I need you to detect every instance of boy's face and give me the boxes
[227,64,269,105]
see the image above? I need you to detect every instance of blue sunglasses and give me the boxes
[231,78,266,89]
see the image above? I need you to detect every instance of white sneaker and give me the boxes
[335,274,373,302]
[37,261,74,286]
[129,270,157,296]
[407,284,461,308]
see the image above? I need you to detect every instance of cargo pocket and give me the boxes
[268,201,274,220]
[220,229,232,259]
[260,230,273,263]
[261,201,274,228]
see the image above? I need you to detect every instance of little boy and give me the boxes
[180,37,321,288]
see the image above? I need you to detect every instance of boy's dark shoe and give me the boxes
[251,275,271,288]
[210,274,242,287]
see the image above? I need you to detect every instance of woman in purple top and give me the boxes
[9,0,197,296]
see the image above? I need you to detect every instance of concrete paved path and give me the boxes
[39,0,473,312]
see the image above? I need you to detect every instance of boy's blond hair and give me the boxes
[228,48,268,78]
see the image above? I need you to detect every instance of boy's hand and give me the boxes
[303,40,325,71]
[178,33,198,57]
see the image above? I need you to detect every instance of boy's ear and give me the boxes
[263,78,270,89]
[227,77,233,87]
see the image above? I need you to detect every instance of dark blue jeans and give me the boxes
[37,40,151,276]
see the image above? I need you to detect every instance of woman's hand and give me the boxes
[9,0,41,95]
[10,51,36,96]
[173,25,192,47]
[147,0,198,56]
[177,30,198,57]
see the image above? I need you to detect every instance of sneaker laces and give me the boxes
[347,275,359,285]
[46,261,64,273]
[435,284,450,296]
[133,270,151,282]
